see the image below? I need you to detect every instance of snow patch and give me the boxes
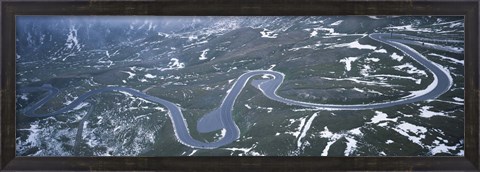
[394,63,427,76]
[268,64,276,70]
[385,24,432,32]
[187,150,198,156]
[348,128,363,136]
[145,74,156,79]
[360,65,372,77]
[18,122,42,147]
[368,74,419,83]
[319,127,343,156]
[339,57,359,71]
[430,144,458,155]
[368,16,382,20]
[122,71,136,79]
[453,97,464,102]
[163,58,185,71]
[370,111,398,124]
[327,40,377,50]
[73,102,89,110]
[296,112,319,150]
[330,20,343,26]
[419,106,449,118]
[260,29,278,38]
[428,53,464,65]
[374,49,387,53]
[199,49,209,60]
[289,117,307,138]
[19,93,28,101]
[344,137,358,156]
[65,26,81,50]
[390,52,404,61]
[310,30,318,37]
[365,58,380,62]
[352,87,364,93]
[320,77,394,87]
[393,122,427,146]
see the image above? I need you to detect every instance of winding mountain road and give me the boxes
[17,33,453,149]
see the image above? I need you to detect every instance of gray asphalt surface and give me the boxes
[17,33,453,149]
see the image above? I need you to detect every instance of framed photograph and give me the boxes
[1,0,479,171]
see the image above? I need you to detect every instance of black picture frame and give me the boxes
[1,0,479,171]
